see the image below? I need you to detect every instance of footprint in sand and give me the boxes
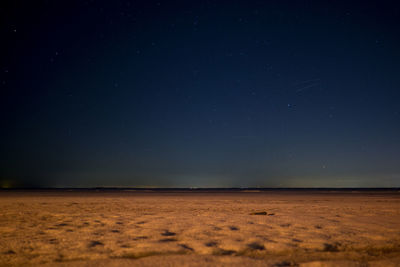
[323,242,340,252]
[205,241,218,247]
[161,230,176,236]
[179,244,194,251]
[274,260,296,266]
[247,242,265,251]
[213,248,236,255]
[250,211,267,215]
[48,239,58,244]
[88,241,104,248]
[292,238,302,243]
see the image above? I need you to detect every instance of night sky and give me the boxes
[1,1,400,188]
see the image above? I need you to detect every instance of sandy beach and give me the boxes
[1,190,400,266]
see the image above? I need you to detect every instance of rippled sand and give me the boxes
[1,190,400,266]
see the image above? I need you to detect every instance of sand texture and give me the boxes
[1,190,400,266]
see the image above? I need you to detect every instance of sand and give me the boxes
[1,190,400,266]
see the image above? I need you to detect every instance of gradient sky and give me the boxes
[1,0,400,188]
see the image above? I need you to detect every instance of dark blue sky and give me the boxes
[1,0,400,187]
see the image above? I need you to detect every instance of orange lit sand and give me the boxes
[1,190,400,266]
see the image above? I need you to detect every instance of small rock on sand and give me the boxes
[88,241,104,248]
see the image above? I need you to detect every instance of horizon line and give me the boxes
[1,187,400,191]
